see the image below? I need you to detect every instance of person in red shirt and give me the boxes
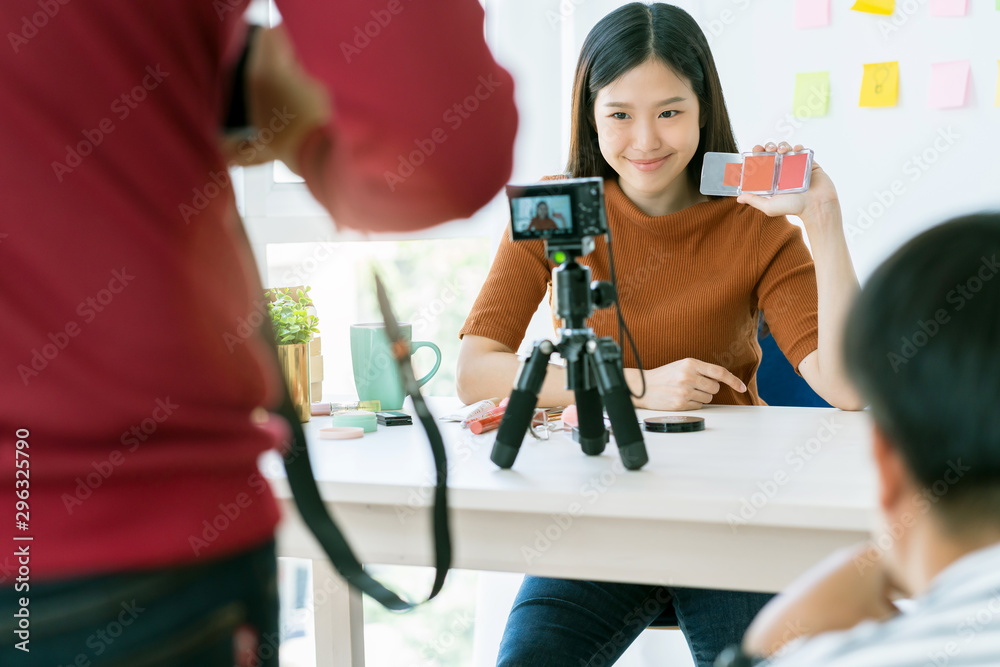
[0,1,516,664]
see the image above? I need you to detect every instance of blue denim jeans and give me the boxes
[0,539,278,667]
[497,576,773,667]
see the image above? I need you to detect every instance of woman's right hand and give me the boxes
[629,358,746,411]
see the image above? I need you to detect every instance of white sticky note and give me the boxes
[928,60,970,108]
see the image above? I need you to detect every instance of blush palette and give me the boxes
[700,149,814,196]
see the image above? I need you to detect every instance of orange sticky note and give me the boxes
[851,0,894,14]
[860,62,899,107]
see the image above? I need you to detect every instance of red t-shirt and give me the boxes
[0,0,516,581]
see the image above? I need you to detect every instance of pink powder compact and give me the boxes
[700,149,813,197]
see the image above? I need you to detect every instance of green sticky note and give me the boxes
[793,72,830,118]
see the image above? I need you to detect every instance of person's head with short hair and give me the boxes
[843,212,1000,592]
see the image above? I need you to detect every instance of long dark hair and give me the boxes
[566,3,738,192]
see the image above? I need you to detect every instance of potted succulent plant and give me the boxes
[266,287,320,422]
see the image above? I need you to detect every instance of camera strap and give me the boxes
[261,295,451,612]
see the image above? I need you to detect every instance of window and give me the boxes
[265,238,492,398]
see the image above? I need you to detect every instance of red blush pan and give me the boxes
[776,152,809,192]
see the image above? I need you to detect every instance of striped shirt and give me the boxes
[766,541,1000,667]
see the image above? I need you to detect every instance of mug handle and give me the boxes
[410,341,442,388]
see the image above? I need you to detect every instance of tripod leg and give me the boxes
[574,387,608,456]
[491,340,555,469]
[591,338,648,470]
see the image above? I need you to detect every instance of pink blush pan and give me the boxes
[776,152,809,192]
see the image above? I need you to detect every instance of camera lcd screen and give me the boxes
[510,194,573,237]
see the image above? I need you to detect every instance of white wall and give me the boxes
[490,0,1000,278]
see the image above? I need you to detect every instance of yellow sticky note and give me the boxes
[851,0,894,14]
[793,72,830,118]
[995,61,1000,107]
[860,62,899,107]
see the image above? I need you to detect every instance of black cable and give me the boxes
[604,218,646,399]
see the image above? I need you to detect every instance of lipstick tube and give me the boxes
[469,411,505,435]
[462,405,506,429]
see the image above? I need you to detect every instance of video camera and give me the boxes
[506,177,608,261]
[492,176,649,471]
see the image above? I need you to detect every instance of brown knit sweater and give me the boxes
[459,177,820,406]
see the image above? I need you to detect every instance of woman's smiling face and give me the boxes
[594,58,702,204]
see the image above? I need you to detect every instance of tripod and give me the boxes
[490,251,648,470]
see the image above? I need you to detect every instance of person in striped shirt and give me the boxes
[735,212,1000,667]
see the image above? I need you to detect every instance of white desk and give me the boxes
[263,398,877,667]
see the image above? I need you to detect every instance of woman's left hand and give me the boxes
[735,141,839,225]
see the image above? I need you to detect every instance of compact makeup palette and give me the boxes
[700,148,813,197]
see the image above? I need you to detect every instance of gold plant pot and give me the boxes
[277,342,311,422]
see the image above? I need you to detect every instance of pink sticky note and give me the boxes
[795,0,831,28]
[928,60,970,108]
[930,0,967,16]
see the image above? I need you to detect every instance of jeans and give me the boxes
[497,575,773,667]
[1,539,278,667]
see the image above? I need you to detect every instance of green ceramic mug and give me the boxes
[350,322,441,410]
